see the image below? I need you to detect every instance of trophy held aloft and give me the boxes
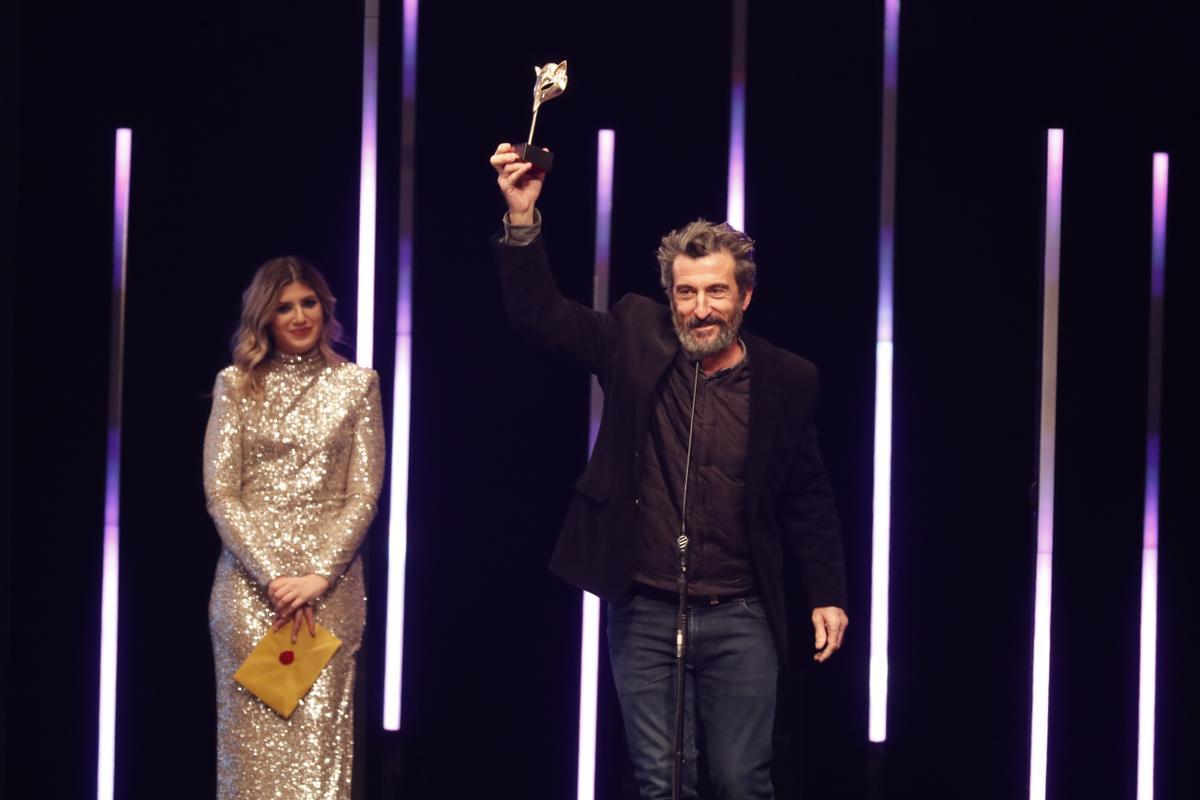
[514,61,568,173]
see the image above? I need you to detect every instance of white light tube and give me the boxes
[383,0,419,732]
[577,128,615,800]
[1029,127,1064,800]
[98,127,132,800]
[1136,152,1168,800]
[355,0,380,368]
[869,0,900,745]
[726,0,747,230]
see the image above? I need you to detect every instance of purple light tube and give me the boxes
[355,0,380,368]
[868,0,900,744]
[576,128,615,800]
[383,0,419,732]
[98,127,132,800]
[1137,152,1168,800]
[726,0,747,230]
[1029,128,1064,800]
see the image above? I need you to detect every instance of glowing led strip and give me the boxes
[383,0,418,732]
[98,127,131,800]
[1137,152,1168,800]
[355,0,380,368]
[868,0,900,745]
[726,0,747,230]
[576,128,615,800]
[1030,127,1064,800]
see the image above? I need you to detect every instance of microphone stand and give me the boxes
[672,362,701,800]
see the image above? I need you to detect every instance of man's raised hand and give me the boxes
[491,143,544,226]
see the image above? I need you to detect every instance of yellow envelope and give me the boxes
[234,621,342,718]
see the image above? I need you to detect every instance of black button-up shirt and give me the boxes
[633,345,756,596]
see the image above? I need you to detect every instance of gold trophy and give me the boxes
[514,60,568,173]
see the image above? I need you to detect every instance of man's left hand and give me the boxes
[812,606,848,663]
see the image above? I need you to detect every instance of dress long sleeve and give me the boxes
[203,369,286,587]
[207,352,383,800]
[308,372,385,584]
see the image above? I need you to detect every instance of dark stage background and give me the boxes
[9,1,1199,798]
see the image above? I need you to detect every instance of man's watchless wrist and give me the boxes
[502,208,542,246]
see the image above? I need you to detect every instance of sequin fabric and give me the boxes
[204,349,385,800]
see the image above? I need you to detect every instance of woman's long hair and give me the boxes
[231,256,346,397]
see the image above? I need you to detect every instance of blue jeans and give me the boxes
[607,593,779,800]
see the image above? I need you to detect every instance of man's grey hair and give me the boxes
[656,219,757,296]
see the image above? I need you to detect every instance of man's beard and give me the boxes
[671,299,744,360]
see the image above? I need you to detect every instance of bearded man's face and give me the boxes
[669,250,752,359]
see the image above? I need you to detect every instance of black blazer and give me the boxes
[495,233,846,664]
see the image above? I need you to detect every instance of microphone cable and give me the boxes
[671,360,701,800]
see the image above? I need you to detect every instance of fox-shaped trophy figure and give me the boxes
[515,60,568,173]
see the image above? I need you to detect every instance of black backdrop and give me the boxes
[9,1,1199,798]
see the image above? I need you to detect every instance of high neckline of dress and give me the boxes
[271,347,323,366]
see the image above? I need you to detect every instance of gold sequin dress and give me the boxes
[203,350,385,800]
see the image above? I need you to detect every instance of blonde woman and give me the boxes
[203,256,384,799]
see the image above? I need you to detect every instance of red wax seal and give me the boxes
[279,650,295,665]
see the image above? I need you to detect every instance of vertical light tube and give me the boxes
[577,128,614,800]
[383,0,419,732]
[356,0,380,367]
[726,0,747,230]
[1136,152,1168,800]
[1029,128,1064,800]
[868,0,900,745]
[98,127,132,800]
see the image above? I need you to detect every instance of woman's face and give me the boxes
[270,281,324,355]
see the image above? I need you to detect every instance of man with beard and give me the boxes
[489,143,848,800]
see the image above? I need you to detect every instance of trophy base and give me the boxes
[515,143,554,173]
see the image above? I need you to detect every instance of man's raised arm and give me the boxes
[488,142,617,379]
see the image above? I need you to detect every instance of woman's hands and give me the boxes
[268,574,330,641]
[269,574,330,615]
[274,605,316,643]
[490,143,544,226]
